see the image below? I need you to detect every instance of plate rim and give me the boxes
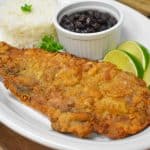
[0,0,150,150]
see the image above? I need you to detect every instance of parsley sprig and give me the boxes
[39,35,64,52]
[21,4,32,13]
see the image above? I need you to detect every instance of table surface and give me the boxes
[0,123,53,150]
[0,1,150,150]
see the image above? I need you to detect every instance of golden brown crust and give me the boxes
[0,42,150,139]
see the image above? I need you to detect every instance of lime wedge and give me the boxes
[118,41,149,70]
[104,49,144,78]
[143,55,150,88]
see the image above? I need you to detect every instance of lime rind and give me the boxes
[121,50,144,78]
[118,41,148,70]
[137,42,149,70]
[143,55,150,88]
[105,41,149,87]
[104,50,139,77]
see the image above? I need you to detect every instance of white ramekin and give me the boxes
[54,1,124,60]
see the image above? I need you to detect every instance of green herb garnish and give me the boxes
[39,35,64,52]
[21,4,32,13]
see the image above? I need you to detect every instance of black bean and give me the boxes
[75,21,84,29]
[75,28,80,33]
[103,13,110,19]
[92,23,100,30]
[101,13,107,21]
[100,25,107,31]
[74,13,80,19]
[65,19,71,25]
[86,17,91,25]
[86,27,95,33]
[94,11,101,19]
[91,18,97,24]
[59,9,117,33]
[69,14,75,21]
[111,17,117,25]
[78,14,86,22]
[81,29,88,33]
[87,10,94,16]
[97,18,105,24]
[84,30,88,33]
[62,15,68,20]
[64,23,74,31]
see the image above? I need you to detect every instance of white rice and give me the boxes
[0,0,58,48]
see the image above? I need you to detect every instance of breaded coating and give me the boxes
[0,42,150,139]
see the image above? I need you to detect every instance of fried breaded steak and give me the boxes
[0,42,150,139]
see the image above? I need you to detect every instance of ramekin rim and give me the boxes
[54,0,124,37]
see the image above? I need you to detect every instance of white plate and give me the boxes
[0,0,150,150]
